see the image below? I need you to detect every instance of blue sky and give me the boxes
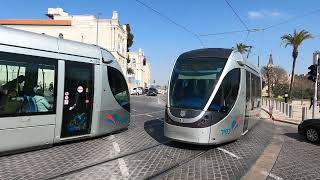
[1,0,320,85]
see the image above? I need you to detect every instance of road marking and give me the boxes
[108,135,115,140]
[131,109,138,112]
[132,110,164,117]
[261,171,283,180]
[217,147,241,159]
[145,114,153,117]
[112,142,121,153]
[118,158,129,177]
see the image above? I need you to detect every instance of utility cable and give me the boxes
[200,8,320,37]
[262,8,320,30]
[224,0,250,31]
[134,0,205,47]
[199,29,250,36]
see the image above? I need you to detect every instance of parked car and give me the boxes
[131,87,143,95]
[147,88,158,96]
[298,119,320,143]
[138,87,145,95]
[144,87,149,94]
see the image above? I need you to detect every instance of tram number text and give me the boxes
[220,128,231,136]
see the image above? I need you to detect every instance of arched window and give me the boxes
[143,58,146,66]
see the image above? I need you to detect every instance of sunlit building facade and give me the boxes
[127,48,151,89]
[0,8,128,73]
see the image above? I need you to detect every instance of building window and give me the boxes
[0,52,57,117]
[143,58,146,66]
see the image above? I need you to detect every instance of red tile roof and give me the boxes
[0,20,71,26]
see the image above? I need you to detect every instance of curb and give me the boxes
[261,108,300,125]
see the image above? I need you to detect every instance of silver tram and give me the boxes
[164,48,261,144]
[0,26,130,153]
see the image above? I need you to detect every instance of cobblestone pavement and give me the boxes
[267,122,320,180]
[160,119,275,180]
[0,96,319,180]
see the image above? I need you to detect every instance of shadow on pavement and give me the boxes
[144,119,233,151]
[284,132,307,142]
[284,132,320,146]
[144,119,168,144]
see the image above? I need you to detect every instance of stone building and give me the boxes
[0,8,128,73]
[0,8,152,88]
[127,48,151,89]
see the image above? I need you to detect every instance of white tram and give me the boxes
[0,26,130,153]
[164,48,261,144]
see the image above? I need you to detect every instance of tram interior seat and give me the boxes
[23,95,38,113]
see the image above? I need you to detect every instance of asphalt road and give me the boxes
[0,95,319,180]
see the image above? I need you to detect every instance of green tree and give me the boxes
[261,65,288,97]
[273,83,289,97]
[126,24,134,52]
[292,74,313,99]
[281,29,313,98]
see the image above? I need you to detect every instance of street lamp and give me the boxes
[96,12,102,45]
[284,92,288,103]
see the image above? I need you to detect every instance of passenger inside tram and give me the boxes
[0,63,55,115]
[34,86,52,112]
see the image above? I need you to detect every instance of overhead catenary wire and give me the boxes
[199,29,251,36]
[134,0,205,47]
[200,7,320,37]
[223,0,252,44]
[224,0,250,31]
[262,8,320,30]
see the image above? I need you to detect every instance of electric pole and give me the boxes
[312,52,320,118]
[96,13,102,45]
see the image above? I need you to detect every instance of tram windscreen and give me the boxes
[169,57,227,110]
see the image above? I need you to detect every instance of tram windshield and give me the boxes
[169,57,227,110]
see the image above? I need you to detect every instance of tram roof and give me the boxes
[0,26,101,60]
[179,48,233,59]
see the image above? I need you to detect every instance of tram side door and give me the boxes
[61,61,94,138]
[243,71,250,132]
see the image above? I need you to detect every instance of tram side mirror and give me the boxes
[102,57,113,64]
[236,59,245,66]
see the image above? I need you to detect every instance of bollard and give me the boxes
[302,107,306,121]
[289,105,292,118]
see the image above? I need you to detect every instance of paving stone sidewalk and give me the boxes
[261,106,302,125]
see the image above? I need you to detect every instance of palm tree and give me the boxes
[234,43,252,58]
[281,29,313,98]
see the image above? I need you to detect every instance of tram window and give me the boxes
[246,71,251,109]
[107,66,130,111]
[250,74,261,109]
[208,68,240,114]
[169,57,227,110]
[0,52,57,117]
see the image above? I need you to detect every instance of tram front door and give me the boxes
[61,61,94,138]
